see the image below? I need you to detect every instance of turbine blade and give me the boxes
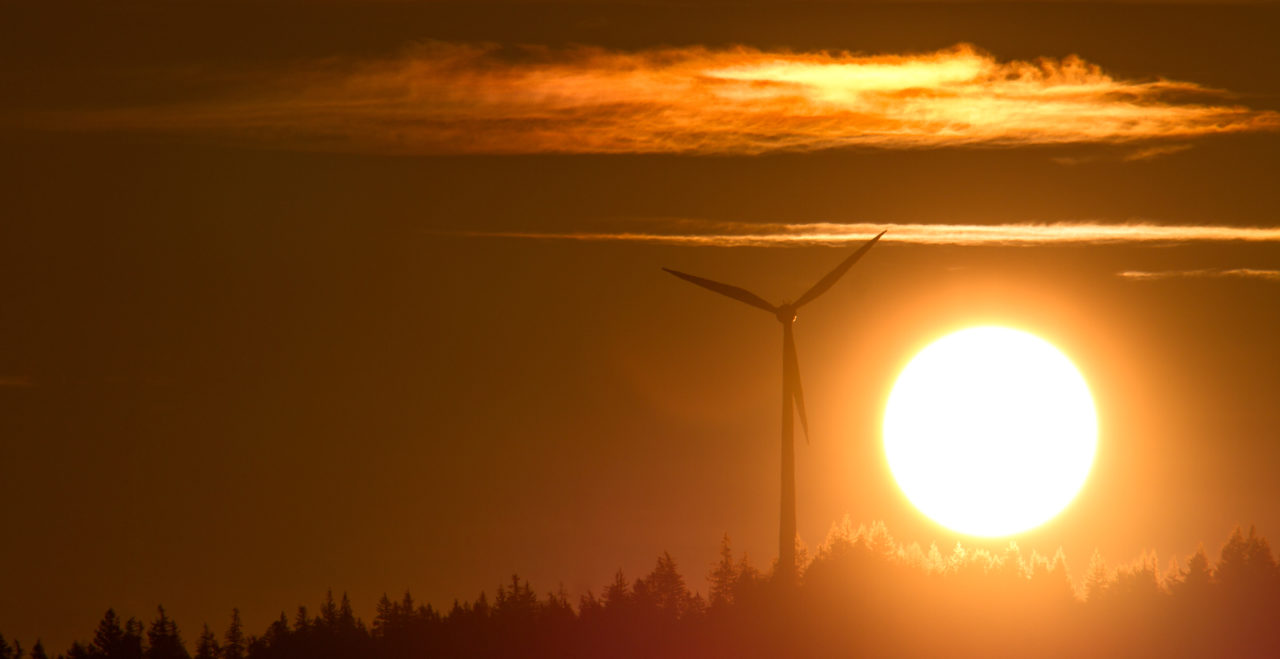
[662,268,777,314]
[793,231,886,309]
[785,327,810,444]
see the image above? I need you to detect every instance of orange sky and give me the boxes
[2,0,1280,653]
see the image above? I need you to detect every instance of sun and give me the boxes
[883,326,1097,537]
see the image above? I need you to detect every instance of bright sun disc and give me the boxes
[883,326,1097,537]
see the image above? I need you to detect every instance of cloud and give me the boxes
[0,375,33,388]
[457,220,1280,247]
[1053,143,1194,166]
[1118,268,1280,282]
[1122,143,1195,162]
[44,43,1280,154]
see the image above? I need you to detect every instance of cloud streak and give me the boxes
[1118,268,1280,282]
[459,221,1280,247]
[51,43,1280,154]
[1122,143,1195,162]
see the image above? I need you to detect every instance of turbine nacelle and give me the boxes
[661,230,885,445]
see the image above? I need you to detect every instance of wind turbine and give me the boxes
[663,231,885,584]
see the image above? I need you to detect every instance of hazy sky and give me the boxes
[2,1,1279,652]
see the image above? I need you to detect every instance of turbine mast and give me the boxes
[779,316,798,585]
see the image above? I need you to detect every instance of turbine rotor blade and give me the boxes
[793,231,886,309]
[662,268,777,314]
[784,326,810,444]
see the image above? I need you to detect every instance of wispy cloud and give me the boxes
[1118,268,1280,282]
[46,43,1280,154]
[0,375,33,388]
[1053,143,1195,166]
[459,220,1280,247]
[1122,143,1195,162]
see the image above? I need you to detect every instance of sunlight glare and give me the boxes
[883,326,1097,537]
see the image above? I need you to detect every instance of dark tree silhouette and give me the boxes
[192,625,218,659]
[219,610,244,659]
[0,633,21,659]
[75,610,144,659]
[707,534,736,610]
[633,552,702,621]
[144,607,189,659]
[9,522,1280,659]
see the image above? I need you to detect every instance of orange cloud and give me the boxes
[460,221,1280,247]
[52,43,1280,154]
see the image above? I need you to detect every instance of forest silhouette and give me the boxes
[3,520,1277,659]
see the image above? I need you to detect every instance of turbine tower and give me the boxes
[663,231,885,584]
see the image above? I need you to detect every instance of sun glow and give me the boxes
[883,327,1097,537]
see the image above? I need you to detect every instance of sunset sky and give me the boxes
[2,0,1279,651]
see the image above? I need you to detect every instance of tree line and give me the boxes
[4,521,1278,658]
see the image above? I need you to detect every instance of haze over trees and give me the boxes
[4,522,1277,658]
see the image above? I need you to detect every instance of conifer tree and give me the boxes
[708,534,737,609]
[338,593,357,630]
[1083,549,1112,603]
[91,610,125,659]
[495,575,537,622]
[373,595,395,639]
[635,552,696,621]
[1243,525,1277,575]
[192,625,218,659]
[145,606,189,659]
[732,552,762,605]
[1217,526,1251,590]
[219,611,244,659]
[319,592,339,630]
[123,618,144,659]
[1045,548,1079,602]
[602,570,630,612]
[87,609,142,659]
[1176,545,1214,598]
[291,607,310,634]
